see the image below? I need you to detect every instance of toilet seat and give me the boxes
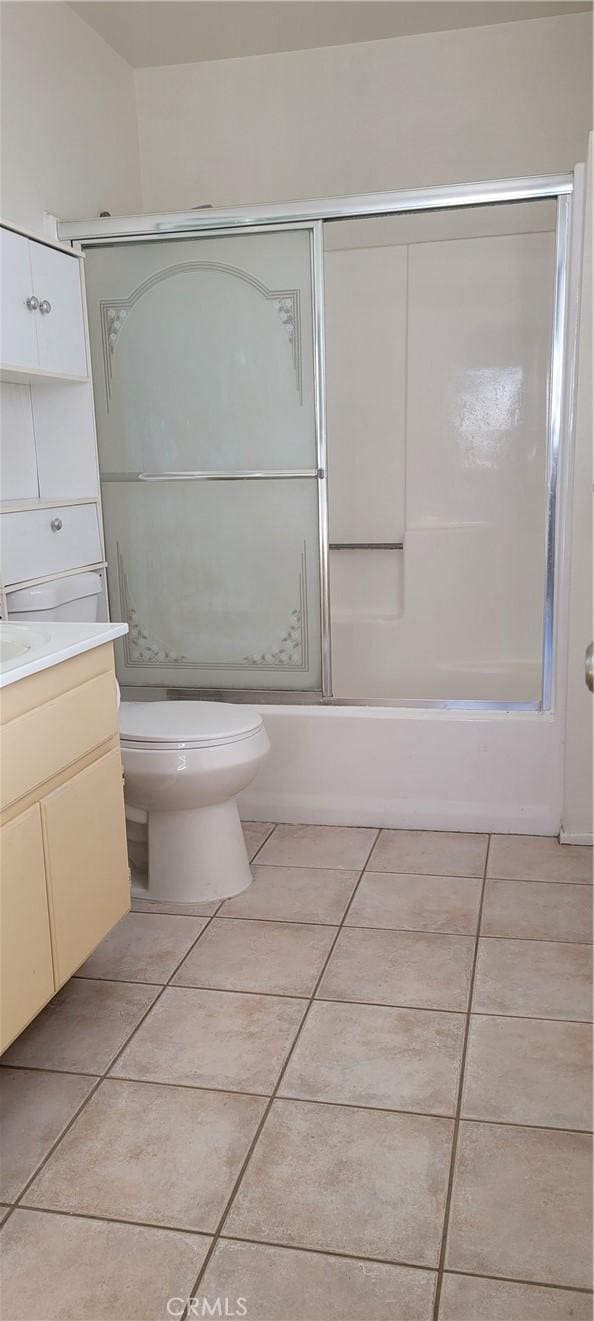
[119,700,263,751]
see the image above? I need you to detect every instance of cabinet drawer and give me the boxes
[42,747,129,985]
[1,502,101,584]
[1,671,118,811]
[1,804,54,1052]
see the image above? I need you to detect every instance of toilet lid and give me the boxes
[119,700,263,749]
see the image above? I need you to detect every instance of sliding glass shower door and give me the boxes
[84,228,325,691]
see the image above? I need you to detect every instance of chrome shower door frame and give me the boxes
[64,173,575,711]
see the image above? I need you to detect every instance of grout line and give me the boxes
[78,911,594,946]
[3,827,591,1262]
[130,905,223,918]
[431,834,492,1321]
[5,1200,593,1300]
[313,1001,593,1023]
[255,862,487,875]
[178,828,382,1320]
[2,1068,592,1136]
[472,933,594,947]
[217,1233,594,1295]
[5,1203,213,1238]
[202,916,593,946]
[245,823,277,866]
[2,905,224,1228]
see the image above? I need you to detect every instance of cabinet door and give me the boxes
[29,241,87,378]
[0,227,38,371]
[0,804,54,1052]
[42,748,130,986]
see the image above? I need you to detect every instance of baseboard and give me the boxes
[560,829,594,846]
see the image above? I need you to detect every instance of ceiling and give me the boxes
[68,1,593,68]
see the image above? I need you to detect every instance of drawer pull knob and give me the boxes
[26,296,39,311]
[39,300,52,315]
[50,518,63,532]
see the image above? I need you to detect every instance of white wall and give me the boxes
[135,13,592,212]
[0,1,141,238]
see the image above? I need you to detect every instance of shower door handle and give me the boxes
[586,642,594,693]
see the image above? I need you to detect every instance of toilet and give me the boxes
[119,701,270,903]
[6,573,270,906]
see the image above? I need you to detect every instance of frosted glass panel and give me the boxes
[84,231,316,475]
[84,228,323,693]
[102,479,322,690]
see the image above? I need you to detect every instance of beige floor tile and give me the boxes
[131,893,220,916]
[201,1239,437,1320]
[446,1121,593,1288]
[368,830,488,878]
[481,879,593,943]
[279,1000,465,1115]
[472,938,593,1021]
[173,918,335,996]
[1,979,158,1074]
[219,865,360,924]
[0,1069,96,1202]
[76,912,208,984]
[225,1098,453,1265]
[318,928,475,1012]
[439,1273,594,1320]
[256,824,377,870]
[243,821,276,861]
[462,1014,593,1129]
[488,835,593,883]
[0,1208,210,1321]
[111,985,305,1092]
[25,1078,265,1231]
[347,872,482,934]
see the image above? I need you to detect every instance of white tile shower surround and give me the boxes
[325,223,554,704]
[0,826,592,1321]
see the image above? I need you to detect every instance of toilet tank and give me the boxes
[6,572,103,622]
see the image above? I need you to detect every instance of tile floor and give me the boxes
[0,824,592,1321]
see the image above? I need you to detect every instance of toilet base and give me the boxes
[147,799,253,903]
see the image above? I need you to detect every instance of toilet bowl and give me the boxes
[119,701,270,904]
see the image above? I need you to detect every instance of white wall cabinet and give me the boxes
[0,226,87,381]
[0,221,105,616]
[29,239,87,378]
[0,226,39,372]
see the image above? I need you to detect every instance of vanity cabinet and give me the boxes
[0,225,87,381]
[0,804,55,1051]
[42,748,128,987]
[0,643,129,1052]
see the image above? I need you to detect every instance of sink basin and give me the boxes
[0,622,50,668]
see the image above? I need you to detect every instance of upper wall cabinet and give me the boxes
[0,226,88,382]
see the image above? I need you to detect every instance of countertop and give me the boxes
[0,622,128,688]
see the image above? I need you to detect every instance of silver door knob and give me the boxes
[39,300,52,315]
[586,642,594,693]
[50,518,63,532]
[26,296,39,311]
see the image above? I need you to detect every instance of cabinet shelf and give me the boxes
[0,364,90,386]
